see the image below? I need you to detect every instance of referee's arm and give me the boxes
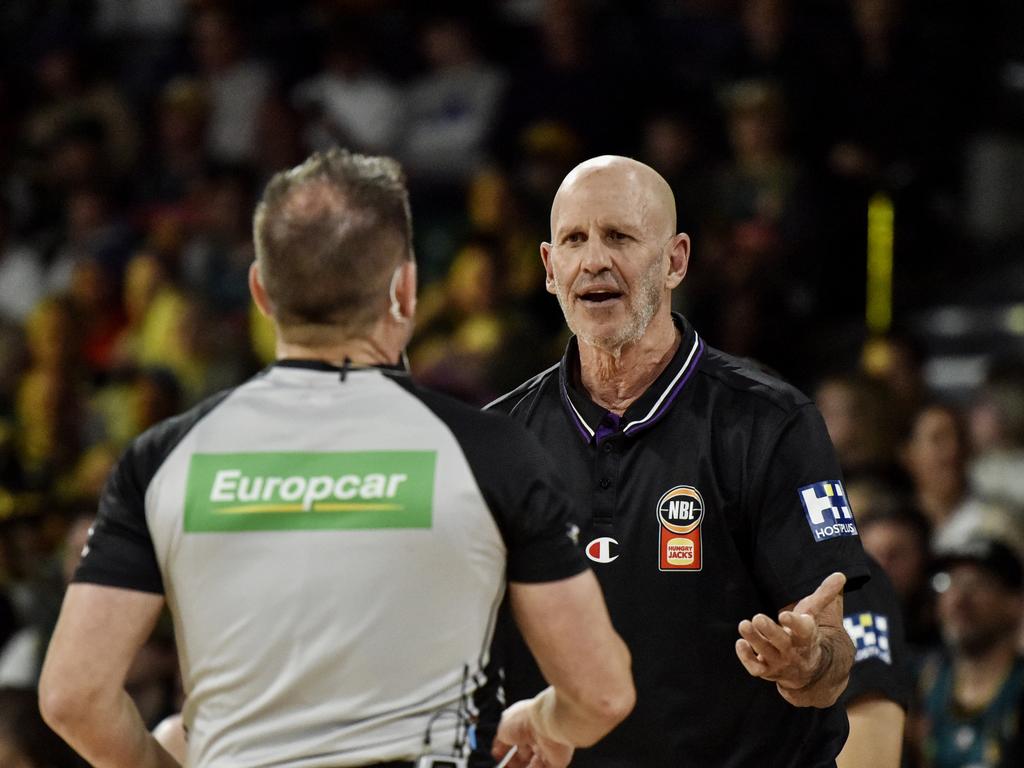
[39,583,180,768]
[838,695,905,768]
[493,569,635,766]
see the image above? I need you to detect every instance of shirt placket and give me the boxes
[592,413,621,527]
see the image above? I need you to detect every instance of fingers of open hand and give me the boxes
[778,611,817,646]
[736,637,768,676]
[738,614,791,666]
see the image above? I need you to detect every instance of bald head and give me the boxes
[540,155,690,355]
[551,155,677,241]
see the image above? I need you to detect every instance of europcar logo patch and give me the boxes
[185,451,436,532]
[843,612,892,665]
[799,480,857,542]
[656,485,703,571]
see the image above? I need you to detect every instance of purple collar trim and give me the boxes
[622,336,704,436]
[559,331,704,445]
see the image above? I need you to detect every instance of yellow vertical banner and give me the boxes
[866,193,894,335]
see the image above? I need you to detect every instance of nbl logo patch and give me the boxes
[656,486,703,571]
[798,481,857,542]
[843,612,892,665]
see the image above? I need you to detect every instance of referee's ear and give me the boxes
[249,262,273,318]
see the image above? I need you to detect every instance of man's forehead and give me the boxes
[550,158,674,235]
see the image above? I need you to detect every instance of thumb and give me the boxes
[791,572,846,617]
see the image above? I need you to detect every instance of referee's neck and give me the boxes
[275,336,399,369]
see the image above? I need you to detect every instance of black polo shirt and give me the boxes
[478,314,870,768]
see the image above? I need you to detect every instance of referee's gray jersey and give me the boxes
[75,360,587,767]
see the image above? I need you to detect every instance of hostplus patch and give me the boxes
[798,481,857,541]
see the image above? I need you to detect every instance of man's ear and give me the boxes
[665,233,690,290]
[540,242,557,295]
[396,260,417,321]
[249,262,273,318]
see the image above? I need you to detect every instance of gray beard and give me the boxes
[558,267,663,356]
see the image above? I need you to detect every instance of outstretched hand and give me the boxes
[735,572,852,707]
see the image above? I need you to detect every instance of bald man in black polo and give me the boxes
[476,156,873,767]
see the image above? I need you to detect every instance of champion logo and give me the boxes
[586,537,619,563]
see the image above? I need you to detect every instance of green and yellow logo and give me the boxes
[184,451,436,532]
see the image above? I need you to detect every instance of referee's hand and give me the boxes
[734,572,853,707]
[493,699,573,768]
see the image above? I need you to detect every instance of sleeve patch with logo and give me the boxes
[798,480,857,542]
[843,612,892,665]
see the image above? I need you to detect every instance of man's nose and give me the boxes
[579,238,614,273]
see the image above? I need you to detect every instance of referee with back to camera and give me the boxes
[36,149,635,768]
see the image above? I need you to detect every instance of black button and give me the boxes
[599,477,611,489]
[603,442,614,453]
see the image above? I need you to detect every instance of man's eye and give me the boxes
[608,231,629,241]
[565,232,584,243]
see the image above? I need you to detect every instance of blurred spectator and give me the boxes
[639,111,714,251]
[401,16,505,184]
[0,200,45,323]
[140,78,210,207]
[191,8,272,163]
[0,513,91,687]
[44,185,133,296]
[968,362,1024,510]
[412,237,543,403]
[293,21,403,155]
[914,537,1024,768]
[113,249,172,368]
[901,403,970,530]
[859,503,940,651]
[180,163,257,315]
[690,80,818,372]
[713,80,803,232]
[94,367,182,449]
[493,0,626,160]
[67,257,126,374]
[815,372,906,480]
[861,334,928,417]
[136,290,250,406]
[23,44,139,180]
[14,298,89,488]
[0,686,86,768]
[253,88,306,185]
[0,320,27,491]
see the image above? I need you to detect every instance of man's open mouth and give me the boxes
[578,289,623,304]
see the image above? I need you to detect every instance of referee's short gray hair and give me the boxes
[253,148,413,338]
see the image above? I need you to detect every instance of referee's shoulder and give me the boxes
[386,373,532,433]
[697,344,813,418]
[484,361,560,417]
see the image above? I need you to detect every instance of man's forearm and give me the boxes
[777,625,855,708]
[529,680,633,749]
[43,688,180,768]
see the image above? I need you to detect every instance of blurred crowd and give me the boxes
[1,1,1024,766]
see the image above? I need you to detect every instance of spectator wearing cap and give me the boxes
[912,537,1024,768]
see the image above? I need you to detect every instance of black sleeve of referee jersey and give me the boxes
[748,403,870,610]
[840,556,912,710]
[73,439,164,593]
[396,382,588,583]
[74,388,233,594]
